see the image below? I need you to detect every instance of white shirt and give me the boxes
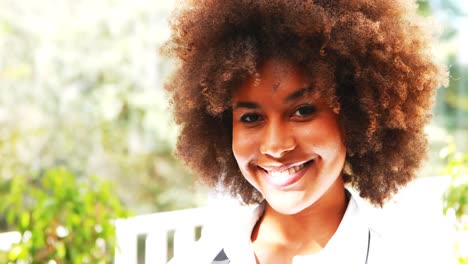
[219,192,377,264]
[169,190,453,264]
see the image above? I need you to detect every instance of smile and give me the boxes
[265,163,307,177]
[258,160,314,188]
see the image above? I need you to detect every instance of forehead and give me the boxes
[231,59,334,106]
[233,59,309,100]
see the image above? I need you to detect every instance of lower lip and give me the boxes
[261,160,313,189]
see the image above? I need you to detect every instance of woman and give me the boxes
[162,0,447,263]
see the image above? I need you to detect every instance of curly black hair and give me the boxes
[162,0,447,206]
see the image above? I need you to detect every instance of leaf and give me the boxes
[7,245,22,260]
[20,212,30,230]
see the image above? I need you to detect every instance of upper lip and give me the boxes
[258,159,314,172]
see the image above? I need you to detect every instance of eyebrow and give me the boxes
[233,102,259,110]
[232,85,314,110]
[284,85,314,103]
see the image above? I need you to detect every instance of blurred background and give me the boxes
[0,0,466,263]
[0,0,204,216]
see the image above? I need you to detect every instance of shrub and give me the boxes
[442,144,468,264]
[0,168,129,263]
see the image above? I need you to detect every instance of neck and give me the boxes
[252,187,348,255]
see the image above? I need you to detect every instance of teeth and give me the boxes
[267,163,306,177]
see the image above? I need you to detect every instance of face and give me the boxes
[232,59,346,215]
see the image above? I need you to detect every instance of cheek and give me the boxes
[296,118,345,156]
[232,127,258,167]
[319,126,346,161]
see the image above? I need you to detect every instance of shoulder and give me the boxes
[366,226,455,264]
[352,192,456,264]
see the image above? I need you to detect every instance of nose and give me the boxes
[259,120,296,158]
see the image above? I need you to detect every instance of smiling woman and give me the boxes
[162,0,447,263]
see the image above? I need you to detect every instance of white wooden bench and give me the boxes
[114,206,211,264]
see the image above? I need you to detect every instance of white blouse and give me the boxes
[169,190,452,264]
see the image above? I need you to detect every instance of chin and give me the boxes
[265,191,319,215]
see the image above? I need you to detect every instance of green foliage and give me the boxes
[442,144,468,263]
[443,146,468,217]
[0,168,129,264]
[0,251,7,263]
[417,0,432,16]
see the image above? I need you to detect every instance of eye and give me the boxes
[240,113,263,123]
[293,105,317,117]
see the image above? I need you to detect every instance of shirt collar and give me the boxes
[222,190,370,264]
